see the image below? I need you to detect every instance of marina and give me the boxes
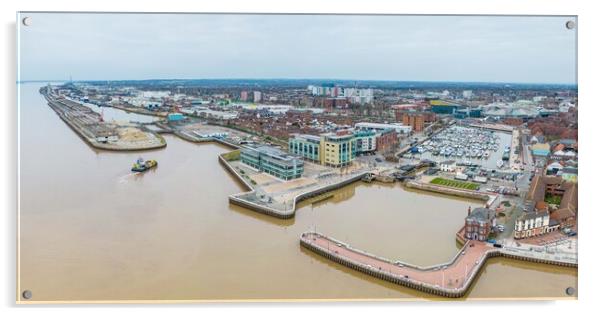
[10,9,584,309]
[404,126,514,170]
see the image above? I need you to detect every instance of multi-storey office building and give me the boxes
[289,132,357,168]
[240,145,304,180]
[354,130,377,154]
[288,134,321,163]
[320,133,357,167]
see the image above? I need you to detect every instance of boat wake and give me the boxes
[117,173,140,184]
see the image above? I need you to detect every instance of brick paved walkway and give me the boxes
[302,232,493,290]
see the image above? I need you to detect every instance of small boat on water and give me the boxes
[131,157,158,172]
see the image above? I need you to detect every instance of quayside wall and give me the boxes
[405,181,491,202]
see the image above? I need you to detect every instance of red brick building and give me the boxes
[396,111,435,132]
[316,97,348,109]
[525,175,578,230]
[464,207,496,241]
[376,129,399,153]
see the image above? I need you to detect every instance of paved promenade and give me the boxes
[301,231,576,297]
[301,232,493,296]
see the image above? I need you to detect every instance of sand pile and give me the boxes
[118,127,149,141]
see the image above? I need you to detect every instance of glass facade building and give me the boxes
[240,145,304,180]
[288,134,321,162]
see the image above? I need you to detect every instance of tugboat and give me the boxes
[131,157,158,172]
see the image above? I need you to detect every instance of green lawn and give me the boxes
[430,177,479,190]
[222,149,241,161]
[545,193,562,205]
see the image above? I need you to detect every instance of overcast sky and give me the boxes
[18,13,577,84]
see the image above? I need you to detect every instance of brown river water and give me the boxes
[18,83,576,301]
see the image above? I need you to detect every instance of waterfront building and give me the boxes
[289,134,321,163]
[375,129,399,153]
[464,207,496,241]
[355,122,412,134]
[514,207,557,239]
[320,133,357,167]
[289,132,357,167]
[354,130,377,154]
[240,145,304,181]
[515,175,578,239]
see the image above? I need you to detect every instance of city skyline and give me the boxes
[18,13,577,84]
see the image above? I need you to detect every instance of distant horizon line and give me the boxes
[17,77,578,87]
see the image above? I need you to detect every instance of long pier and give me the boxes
[300,232,576,298]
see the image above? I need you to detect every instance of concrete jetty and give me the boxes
[220,153,368,219]
[300,231,576,298]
